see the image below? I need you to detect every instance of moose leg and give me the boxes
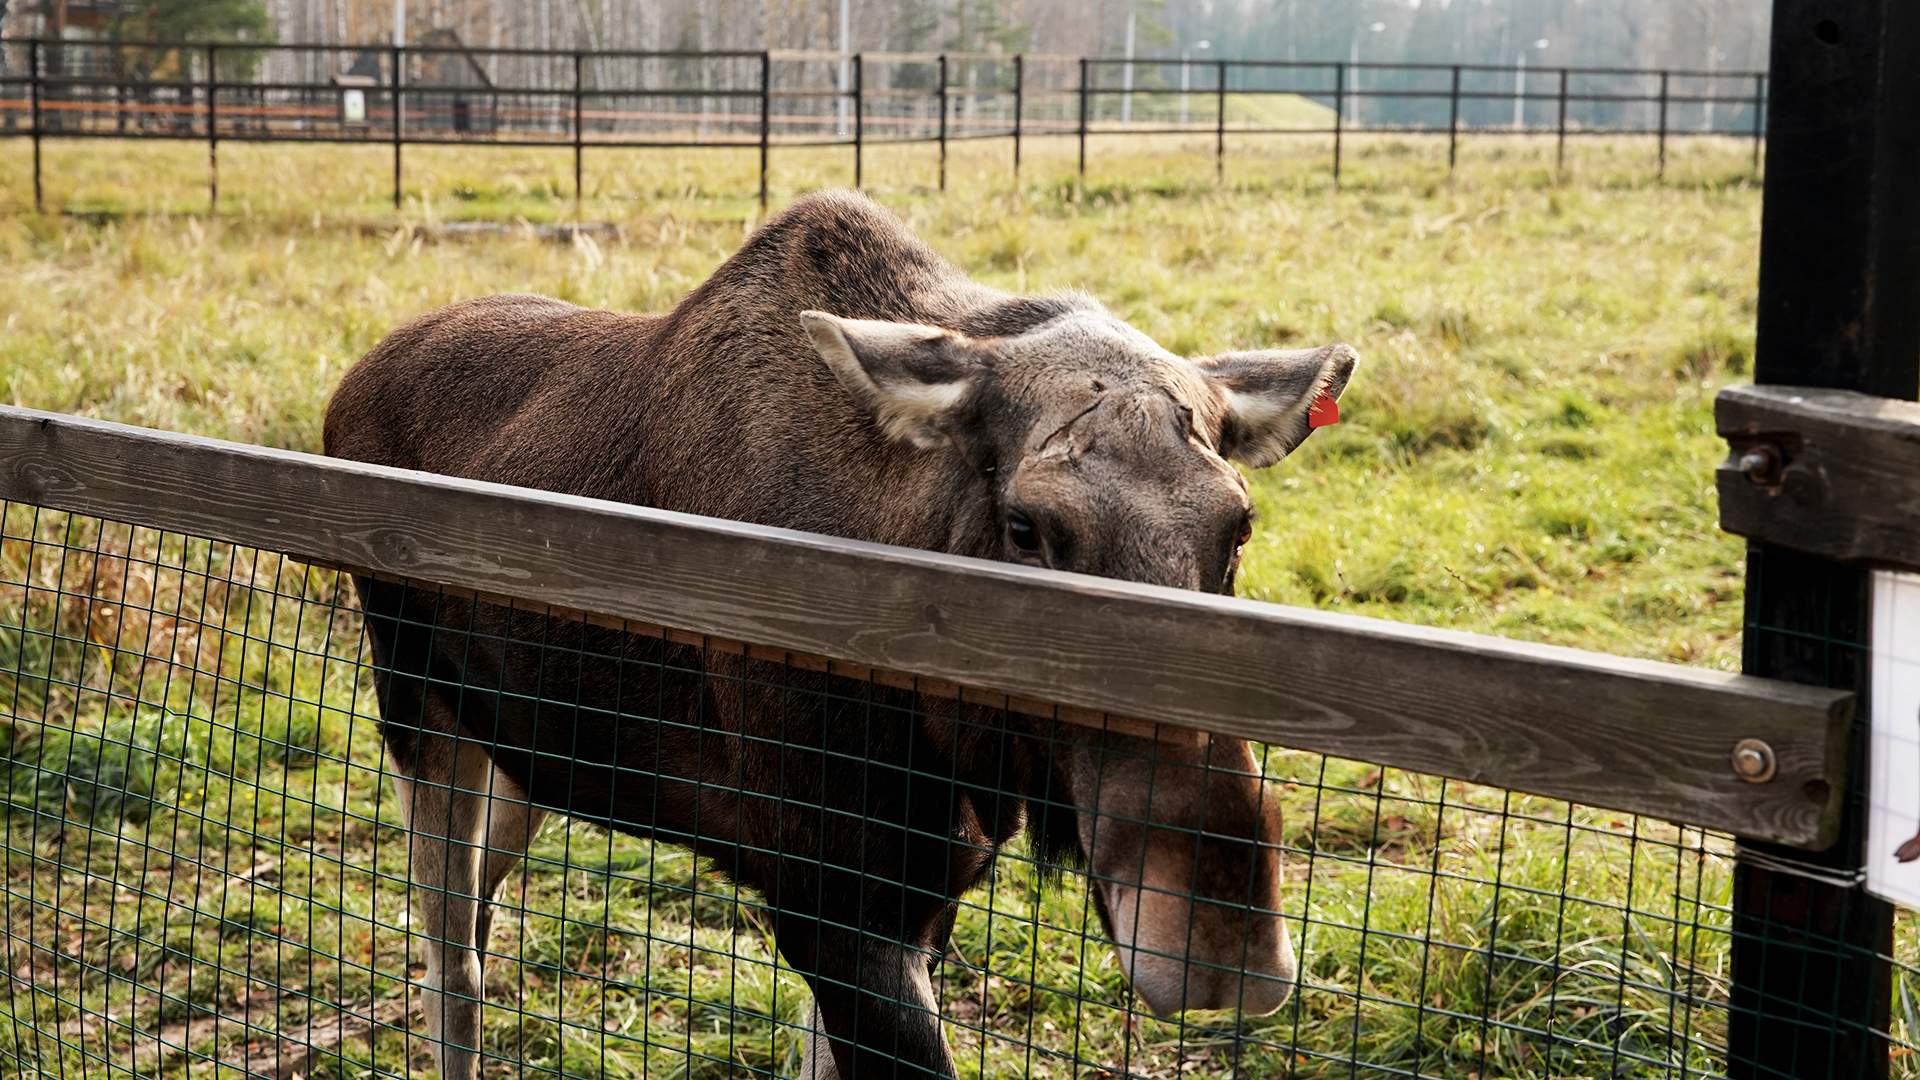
[393,736,494,1080]
[473,764,548,958]
[798,1002,839,1080]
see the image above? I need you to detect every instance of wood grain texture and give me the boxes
[0,405,1852,848]
[1718,384,1920,570]
[341,571,1208,747]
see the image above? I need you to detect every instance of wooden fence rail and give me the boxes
[1718,384,1920,570]
[0,405,1850,849]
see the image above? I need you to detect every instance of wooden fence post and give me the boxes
[1751,72,1765,175]
[1077,57,1089,185]
[29,39,42,213]
[390,44,403,210]
[1011,54,1023,184]
[572,50,584,212]
[1656,69,1669,181]
[1215,59,1226,183]
[206,44,218,213]
[1446,64,1460,176]
[759,50,771,212]
[1729,1,1919,1076]
[852,53,863,190]
[1332,61,1344,189]
[1556,68,1569,178]
[937,54,948,192]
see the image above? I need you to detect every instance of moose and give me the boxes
[324,190,1357,1078]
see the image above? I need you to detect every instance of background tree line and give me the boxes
[3,0,1771,71]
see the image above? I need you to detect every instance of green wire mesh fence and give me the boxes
[1,502,1915,1078]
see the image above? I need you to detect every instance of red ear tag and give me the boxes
[1307,390,1341,429]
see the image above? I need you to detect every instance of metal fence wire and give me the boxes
[2,500,1916,1078]
[0,38,1768,213]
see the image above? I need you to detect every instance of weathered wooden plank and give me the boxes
[1717,384,1920,570]
[341,569,1207,747]
[0,405,1851,848]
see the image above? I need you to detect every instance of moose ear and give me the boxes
[1196,343,1359,468]
[801,310,988,449]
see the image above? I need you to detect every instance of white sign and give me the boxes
[341,88,367,125]
[1867,570,1920,910]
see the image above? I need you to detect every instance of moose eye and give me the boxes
[1007,510,1042,555]
[1236,513,1256,548]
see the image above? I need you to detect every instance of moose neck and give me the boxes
[599,193,1079,561]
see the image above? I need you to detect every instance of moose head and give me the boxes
[805,305,1356,1016]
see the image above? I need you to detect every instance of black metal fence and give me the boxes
[0,38,1768,212]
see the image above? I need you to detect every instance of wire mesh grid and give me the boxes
[1729,544,1920,1080]
[0,502,1913,1079]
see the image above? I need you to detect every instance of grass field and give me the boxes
[0,132,1914,1079]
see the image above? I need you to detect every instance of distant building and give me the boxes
[342,27,499,134]
[7,1,140,78]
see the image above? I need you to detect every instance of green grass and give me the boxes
[0,133,1913,1078]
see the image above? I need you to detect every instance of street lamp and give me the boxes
[836,0,852,138]
[1182,39,1211,126]
[1347,20,1386,125]
[1515,37,1549,128]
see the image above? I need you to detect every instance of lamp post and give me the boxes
[1515,37,1548,128]
[1346,21,1385,126]
[836,0,851,137]
[1182,39,1210,126]
[1704,45,1724,132]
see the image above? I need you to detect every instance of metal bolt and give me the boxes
[1731,738,1776,783]
[1738,445,1782,486]
[1782,462,1825,506]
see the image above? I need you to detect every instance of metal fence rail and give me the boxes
[0,37,1768,213]
[0,406,1908,1079]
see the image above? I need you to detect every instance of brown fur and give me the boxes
[325,191,1353,1079]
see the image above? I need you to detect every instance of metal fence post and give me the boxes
[852,53,864,190]
[1332,62,1345,189]
[1215,59,1226,183]
[206,44,218,213]
[572,50,584,212]
[1656,69,1668,181]
[1730,2,1917,1076]
[759,50,771,212]
[1556,68,1569,177]
[937,54,948,192]
[29,39,42,213]
[1446,64,1460,176]
[1751,73,1765,175]
[1011,54,1023,184]
[390,45,404,210]
[1077,57,1089,185]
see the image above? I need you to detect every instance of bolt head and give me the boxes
[1731,738,1776,783]
[1738,445,1782,485]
